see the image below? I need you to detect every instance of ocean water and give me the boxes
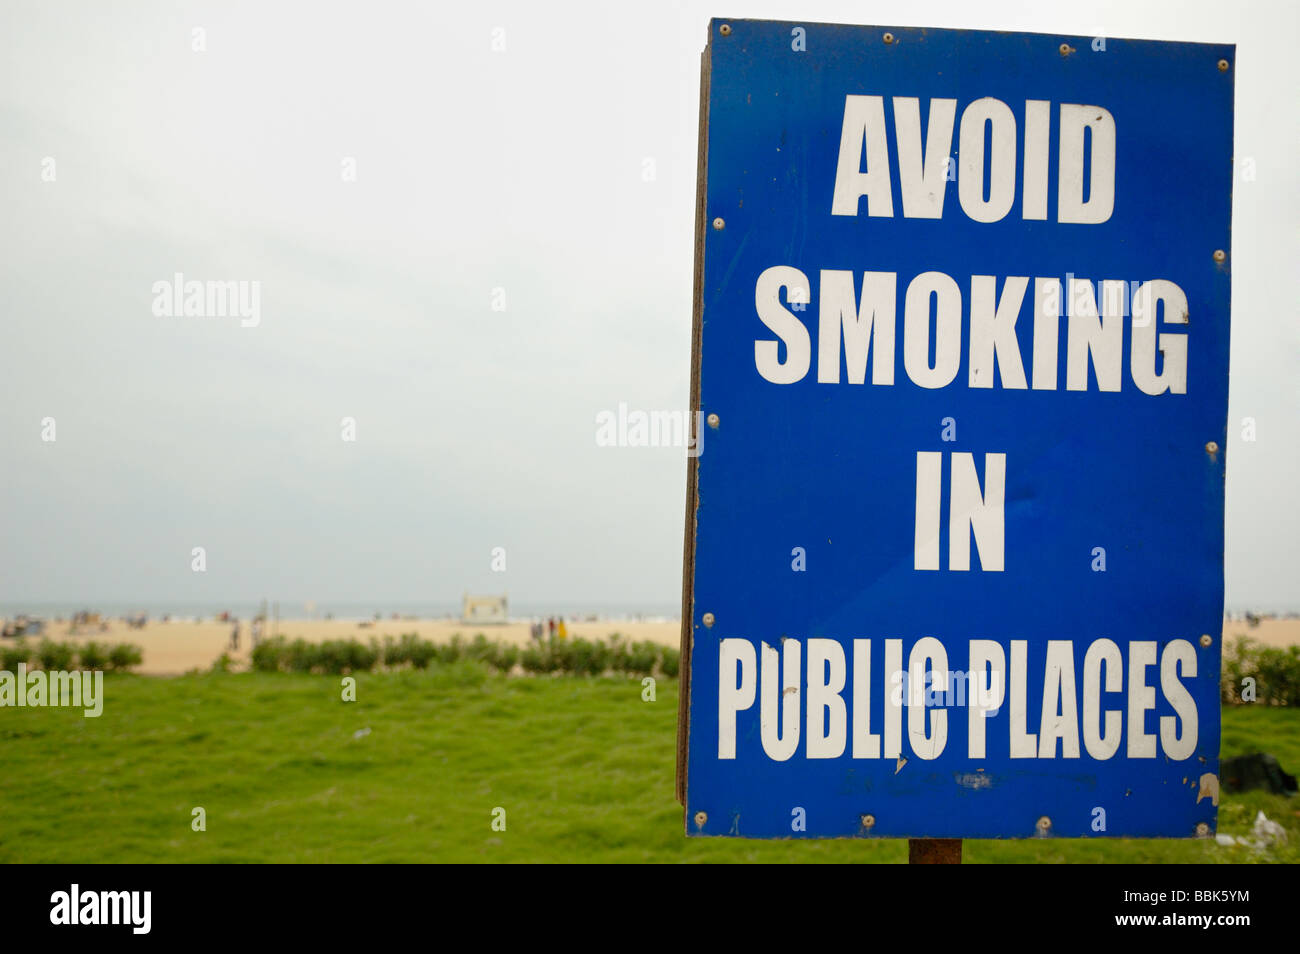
[0,600,681,622]
[3,600,1290,623]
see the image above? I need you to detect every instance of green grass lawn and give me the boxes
[1,665,1295,863]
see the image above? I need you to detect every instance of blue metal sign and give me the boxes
[678,20,1234,839]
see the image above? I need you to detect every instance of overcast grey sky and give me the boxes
[1,0,1295,610]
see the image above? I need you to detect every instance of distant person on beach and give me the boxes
[251,619,262,648]
[547,617,555,640]
[530,620,543,642]
[229,619,240,650]
[557,619,568,641]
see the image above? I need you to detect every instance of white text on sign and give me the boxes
[716,637,1198,762]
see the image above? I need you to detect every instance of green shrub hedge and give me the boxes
[1,640,30,671]
[250,637,381,675]
[251,632,679,678]
[0,639,144,672]
[78,641,109,670]
[109,644,144,670]
[1221,637,1300,706]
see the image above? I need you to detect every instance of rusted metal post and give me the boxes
[908,838,962,863]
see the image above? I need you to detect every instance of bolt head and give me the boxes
[1036,815,1052,832]
[1218,59,1230,72]
[706,413,720,429]
[702,612,715,628]
[1196,822,1210,837]
[712,217,725,231]
[1206,441,1219,455]
[1059,43,1071,55]
[1213,249,1226,263]
[883,32,894,45]
[719,24,731,36]
[861,813,876,828]
[1200,634,1213,648]
[694,810,707,827]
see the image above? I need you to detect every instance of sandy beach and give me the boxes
[1220,617,1300,652]
[4,615,1295,676]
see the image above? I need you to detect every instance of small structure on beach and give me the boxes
[462,593,508,624]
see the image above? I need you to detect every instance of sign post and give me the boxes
[677,19,1234,848]
[909,839,961,864]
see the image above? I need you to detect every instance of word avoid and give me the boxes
[831,97,1114,223]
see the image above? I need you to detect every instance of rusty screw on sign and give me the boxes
[1036,816,1052,834]
[1059,43,1074,56]
[861,814,876,829]
[1206,441,1219,456]
[712,217,725,231]
[719,24,731,36]
[1196,822,1211,837]
[883,32,894,45]
[702,612,715,628]
[694,810,708,828]
[1213,249,1226,263]
[706,413,720,429]
[1218,59,1230,72]
[1200,634,1213,648]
